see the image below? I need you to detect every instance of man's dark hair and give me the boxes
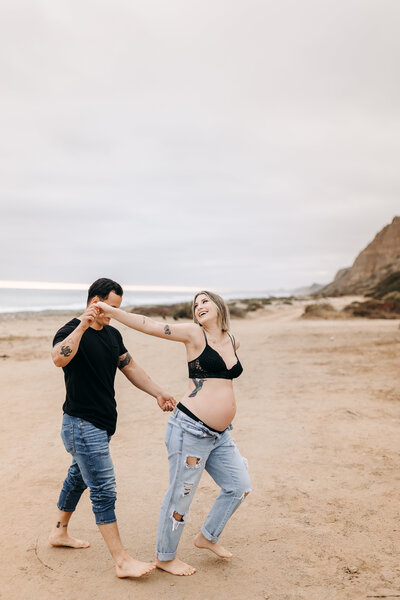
[87,278,123,305]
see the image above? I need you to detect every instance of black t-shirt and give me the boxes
[53,318,128,435]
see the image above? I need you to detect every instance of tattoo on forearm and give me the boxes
[118,352,132,369]
[164,324,171,335]
[188,378,205,397]
[56,521,67,528]
[60,345,72,357]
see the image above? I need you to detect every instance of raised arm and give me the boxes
[52,305,98,367]
[94,301,197,343]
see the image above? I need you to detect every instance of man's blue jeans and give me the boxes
[156,408,252,561]
[57,414,117,525]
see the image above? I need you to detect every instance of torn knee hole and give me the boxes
[172,511,183,521]
[244,491,250,499]
[186,456,201,467]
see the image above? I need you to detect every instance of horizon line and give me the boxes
[0,280,227,293]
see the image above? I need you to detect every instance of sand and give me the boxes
[0,299,399,600]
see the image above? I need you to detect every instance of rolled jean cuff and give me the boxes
[156,550,177,561]
[201,526,218,544]
[94,508,116,525]
[57,501,77,513]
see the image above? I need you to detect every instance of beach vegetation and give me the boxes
[172,303,192,320]
[302,303,343,319]
[366,271,400,299]
[343,298,400,319]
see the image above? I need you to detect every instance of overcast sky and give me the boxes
[0,0,399,292]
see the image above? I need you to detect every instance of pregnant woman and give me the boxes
[95,291,251,576]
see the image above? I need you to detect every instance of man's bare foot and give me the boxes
[194,532,233,558]
[116,557,156,579]
[155,557,196,576]
[49,532,90,549]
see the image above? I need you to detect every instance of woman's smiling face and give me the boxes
[193,293,219,326]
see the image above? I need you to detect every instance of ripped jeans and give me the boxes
[156,408,251,561]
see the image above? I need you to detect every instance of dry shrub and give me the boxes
[302,303,343,319]
[228,305,246,318]
[171,303,192,320]
[129,302,192,320]
[129,305,171,319]
[343,299,400,319]
[245,301,264,312]
[129,301,246,321]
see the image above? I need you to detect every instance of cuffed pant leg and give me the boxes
[156,417,210,561]
[57,458,88,512]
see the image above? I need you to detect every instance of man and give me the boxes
[49,278,175,578]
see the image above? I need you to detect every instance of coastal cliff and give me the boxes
[322,217,400,296]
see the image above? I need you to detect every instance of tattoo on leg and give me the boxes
[118,352,132,369]
[56,522,67,528]
[164,325,172,335]
[189,378,205,397]
[60,345,72,357]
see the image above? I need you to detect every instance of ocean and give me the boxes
[0,287,276,314]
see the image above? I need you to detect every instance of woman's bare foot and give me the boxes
[155,557,196,576]
[194,532,233,558]
[116,557,156,578]
[49,532,90,549]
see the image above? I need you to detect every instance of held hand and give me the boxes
[94,301,114,318]
[79,305,100,330]
[156,392,176,412]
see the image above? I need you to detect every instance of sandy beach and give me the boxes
[0,299,399,600]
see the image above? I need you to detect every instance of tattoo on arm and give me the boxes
[142,316,146,325]
[164,324,171,335]
[60,345,72,357]
[188,378,205,397]
[118,352,132,369]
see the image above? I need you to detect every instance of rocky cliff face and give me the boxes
[322,217,400,295]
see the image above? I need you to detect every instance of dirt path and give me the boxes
[0,308,399,599]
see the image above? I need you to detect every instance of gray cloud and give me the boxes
[0,0,399,290]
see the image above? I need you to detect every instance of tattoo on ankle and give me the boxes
[56,521,67,528]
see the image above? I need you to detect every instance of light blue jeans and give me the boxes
[57,414,117,525]
[156,408,251,561]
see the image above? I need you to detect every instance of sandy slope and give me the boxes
[0,303,399,600]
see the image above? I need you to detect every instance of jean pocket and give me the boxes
[77,420,109,456]
[61,423,74,454]
[181,418,209,439]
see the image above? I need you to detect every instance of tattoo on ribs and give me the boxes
[118,352,132,369]
[188,378,205,397]
[60,345,72,357]
[164,325,172,335]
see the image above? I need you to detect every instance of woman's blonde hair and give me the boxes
[192,290,230,332]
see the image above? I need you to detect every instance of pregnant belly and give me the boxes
[181,378,237,431]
